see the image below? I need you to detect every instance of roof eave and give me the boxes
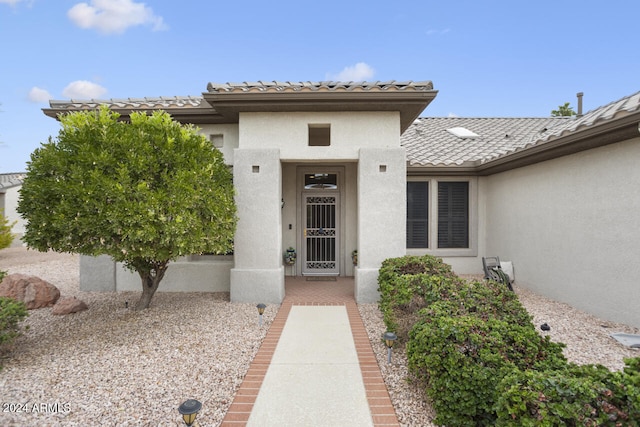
[476,114,640,176]
[202,90,438,133]
[407,163,480,176]
[43,106,228,125]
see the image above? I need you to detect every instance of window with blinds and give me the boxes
[437,182,469,248]
[406,181,429,248]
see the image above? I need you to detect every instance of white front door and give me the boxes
[302,192,339,275]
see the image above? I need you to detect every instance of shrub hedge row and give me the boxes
[0,296,28,369]
[378,254,640,426]
[496,360,640,426]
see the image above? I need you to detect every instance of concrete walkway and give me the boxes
[247,305,372,426]
[220,277,399,426]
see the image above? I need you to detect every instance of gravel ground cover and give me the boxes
[1,247,638,426]
[0,248,276,426]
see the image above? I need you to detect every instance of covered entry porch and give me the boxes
[230,148,407,305]
[224,82,436,305]
[281,164,357,279]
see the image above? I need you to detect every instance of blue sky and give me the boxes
[1,0,638,173]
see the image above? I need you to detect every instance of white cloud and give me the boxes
[28,87,53,103]
[0,0,27,5]
[327,62,375,82]
[68,0,168,35]
[62,80,108,99]
[448,112,459,118]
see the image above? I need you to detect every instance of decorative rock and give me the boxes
[0,273,60,309]
[51,296,88,315]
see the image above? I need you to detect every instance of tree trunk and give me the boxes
[135,262,168,310]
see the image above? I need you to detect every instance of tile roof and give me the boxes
[45,81,436,130]
[536,90,640,141]
[402,117,570,166]
[43,83,639,169]
[46,81,435,112]
[48,96,205,111]
[0,173,26,190]
[403,90,640,167]
[206,80,434,93]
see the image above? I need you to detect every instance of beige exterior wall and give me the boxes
[484,137,640,328]
[356,147,407,301]
[230,111,403,303]
[238,111,400,158]
[80,254,233,292]
[230,148,284,303]
[197,123,239,165]
[1,186,26,247]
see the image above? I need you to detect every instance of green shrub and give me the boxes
[0,297,29,365]
[378,254,531,342]
[427,279,533,326]
[0,269,6,282]
[377,254,462,341]
[379,254,639,426]
[408,314,566,426]
[495,359,640,426]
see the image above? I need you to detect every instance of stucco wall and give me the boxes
[79,255,233,292]
[197,123,239,165]
[484,137,640,328]
[356,147,406,302]
[1,186,26,246]
[230,148,284,303]
[230,111,403,303]
[238,111,400,159]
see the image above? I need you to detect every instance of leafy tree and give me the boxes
[551,102,576,117]
[0,209,15,250]
[18,106,237,309]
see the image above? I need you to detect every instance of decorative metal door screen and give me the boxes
[303,194,339,275]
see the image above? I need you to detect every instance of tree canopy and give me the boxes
[551,102,577,117]
[18,106,237,309]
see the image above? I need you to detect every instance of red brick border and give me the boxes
[346,301,400,427]
[220,302,292,426]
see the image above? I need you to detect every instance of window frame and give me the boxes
[406,180,430,248]
[406,176,478,257]
[437,181,469,249]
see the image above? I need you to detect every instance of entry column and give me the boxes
[230,148,285,303]
[355,147,406,303]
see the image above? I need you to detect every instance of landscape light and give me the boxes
[383,332,397,364]
[178,399,201,426]
[257,303,266,326]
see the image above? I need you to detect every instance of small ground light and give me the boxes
[383,332,397,364]
[257,303,266,326]
[178,399,201,426]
